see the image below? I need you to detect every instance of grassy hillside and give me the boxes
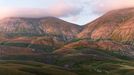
[0,42,54,52]
[0,39,133,75]
[54,48,134,75]
[0,60,77,75]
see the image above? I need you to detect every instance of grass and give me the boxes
[0,42,54,52]
[5,33,48,37]
[73,60,134,75]
[69,38,94,43]
[53,45,134,75]
[0,60,78,75]
[0,55,46,62]
[0,38,133,75]
[0,49,133,75]
[69,38,83,42]
[74,46,87,50]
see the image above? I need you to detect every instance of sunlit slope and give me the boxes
[78,8,134,44]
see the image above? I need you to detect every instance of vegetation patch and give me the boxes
[0,42,54,52]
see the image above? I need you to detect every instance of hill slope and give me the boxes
[78,8,134,44]
[0,17,81,41]
[0,17,82,50]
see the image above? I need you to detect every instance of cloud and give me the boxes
[0,1,82,19]
[47,1,82,17]
[92,0,134,14]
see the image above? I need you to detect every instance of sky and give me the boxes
[0,0,134,25]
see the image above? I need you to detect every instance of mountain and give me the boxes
[0,17,82,50]
[0,9,133,75]
[0,17,81,41]
[77,8,134,44]
[54,39,134,57]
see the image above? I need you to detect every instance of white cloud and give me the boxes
[1,0,134,24]
[91,0,134,13]
[0,0,82,19]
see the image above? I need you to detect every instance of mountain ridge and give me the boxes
[0,17,82,41]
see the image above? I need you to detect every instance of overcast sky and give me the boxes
[0,0,134,25]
